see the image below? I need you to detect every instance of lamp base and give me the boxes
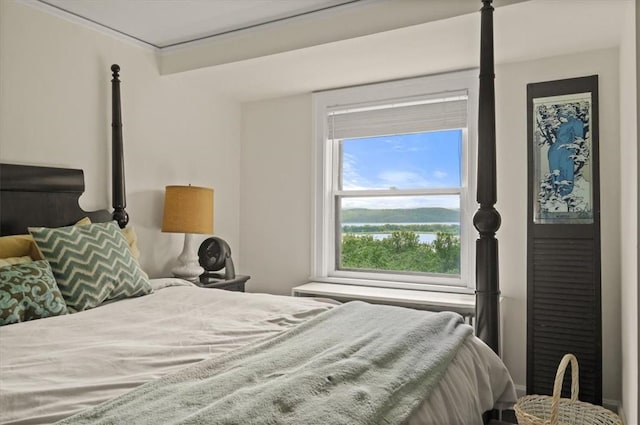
[171,265,203,283]
[172,233,203,283]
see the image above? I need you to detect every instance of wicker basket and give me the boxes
[515,354,622,425]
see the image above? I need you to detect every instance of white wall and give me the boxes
[240,48,623,402]
[0,1,243,278]
[240,96,313,294]
[619,0,639,423]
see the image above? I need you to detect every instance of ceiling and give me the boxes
[39,0,360,48]
[29,0,631,103]
[170,0,629,102]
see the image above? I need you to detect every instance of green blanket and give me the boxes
[57,301,472,425]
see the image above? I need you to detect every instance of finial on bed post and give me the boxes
[474,0,501,355]
[111,64,128,228]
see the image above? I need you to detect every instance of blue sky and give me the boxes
[340,130,462,209]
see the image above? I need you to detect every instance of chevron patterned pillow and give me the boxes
[0,260,68,325]
[29,221,152,312]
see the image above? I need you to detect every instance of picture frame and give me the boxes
[527,75,599,224]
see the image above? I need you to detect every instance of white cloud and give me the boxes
[341,153,373,190]
[433,170,448,179]
[378,171,431,188]
[384,138,427,153]
[341,155,458,209]
[342,195,459,210]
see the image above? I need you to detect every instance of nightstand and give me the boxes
[196,274,250,292]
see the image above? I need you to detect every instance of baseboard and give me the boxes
[617,404,626,425]
[602,398,620,415]
[514,384,526,399]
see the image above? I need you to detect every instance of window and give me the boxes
[312,70,478,292]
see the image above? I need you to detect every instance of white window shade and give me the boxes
[328,95,467,140]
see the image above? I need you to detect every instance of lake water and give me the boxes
[344,222,459,226]
[372,233,437,244]
[342,222,459,245]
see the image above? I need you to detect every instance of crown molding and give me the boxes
[22,0,159,52]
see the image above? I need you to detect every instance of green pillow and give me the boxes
[0,260,68,325]
[29,221,152,312]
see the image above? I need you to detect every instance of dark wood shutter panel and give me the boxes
[526,75,601,405]
[529,237,601,403]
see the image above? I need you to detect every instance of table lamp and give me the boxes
[161,185,214,282]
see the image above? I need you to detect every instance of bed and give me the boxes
[0,1,513,424]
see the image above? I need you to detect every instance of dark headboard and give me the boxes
[0,164,111,235]
[0,65,128,236]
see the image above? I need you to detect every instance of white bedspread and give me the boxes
[0,279,515,425]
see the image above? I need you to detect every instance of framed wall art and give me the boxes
[527,76,599,224]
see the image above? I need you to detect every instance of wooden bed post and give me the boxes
[111,64,128,228]
[474,0,501,355]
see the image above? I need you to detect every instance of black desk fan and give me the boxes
[198,237,236,280]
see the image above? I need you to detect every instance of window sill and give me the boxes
[291,282,475,318]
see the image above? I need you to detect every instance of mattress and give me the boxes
[0,279,516,424]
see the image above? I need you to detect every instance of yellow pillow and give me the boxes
[0,234,42,260]
[75,217,92,226]
[0,255,33,267]
[0,217,96,260]
[0,218,141,261]
[121,226,141,260]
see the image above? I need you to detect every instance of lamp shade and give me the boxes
[161,185,214,234]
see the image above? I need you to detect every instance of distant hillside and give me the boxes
[342,208,460,223]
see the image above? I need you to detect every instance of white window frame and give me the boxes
[312,70,478,293]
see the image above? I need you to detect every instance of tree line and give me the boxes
[340,231,460,275]
[342,207,459,223]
